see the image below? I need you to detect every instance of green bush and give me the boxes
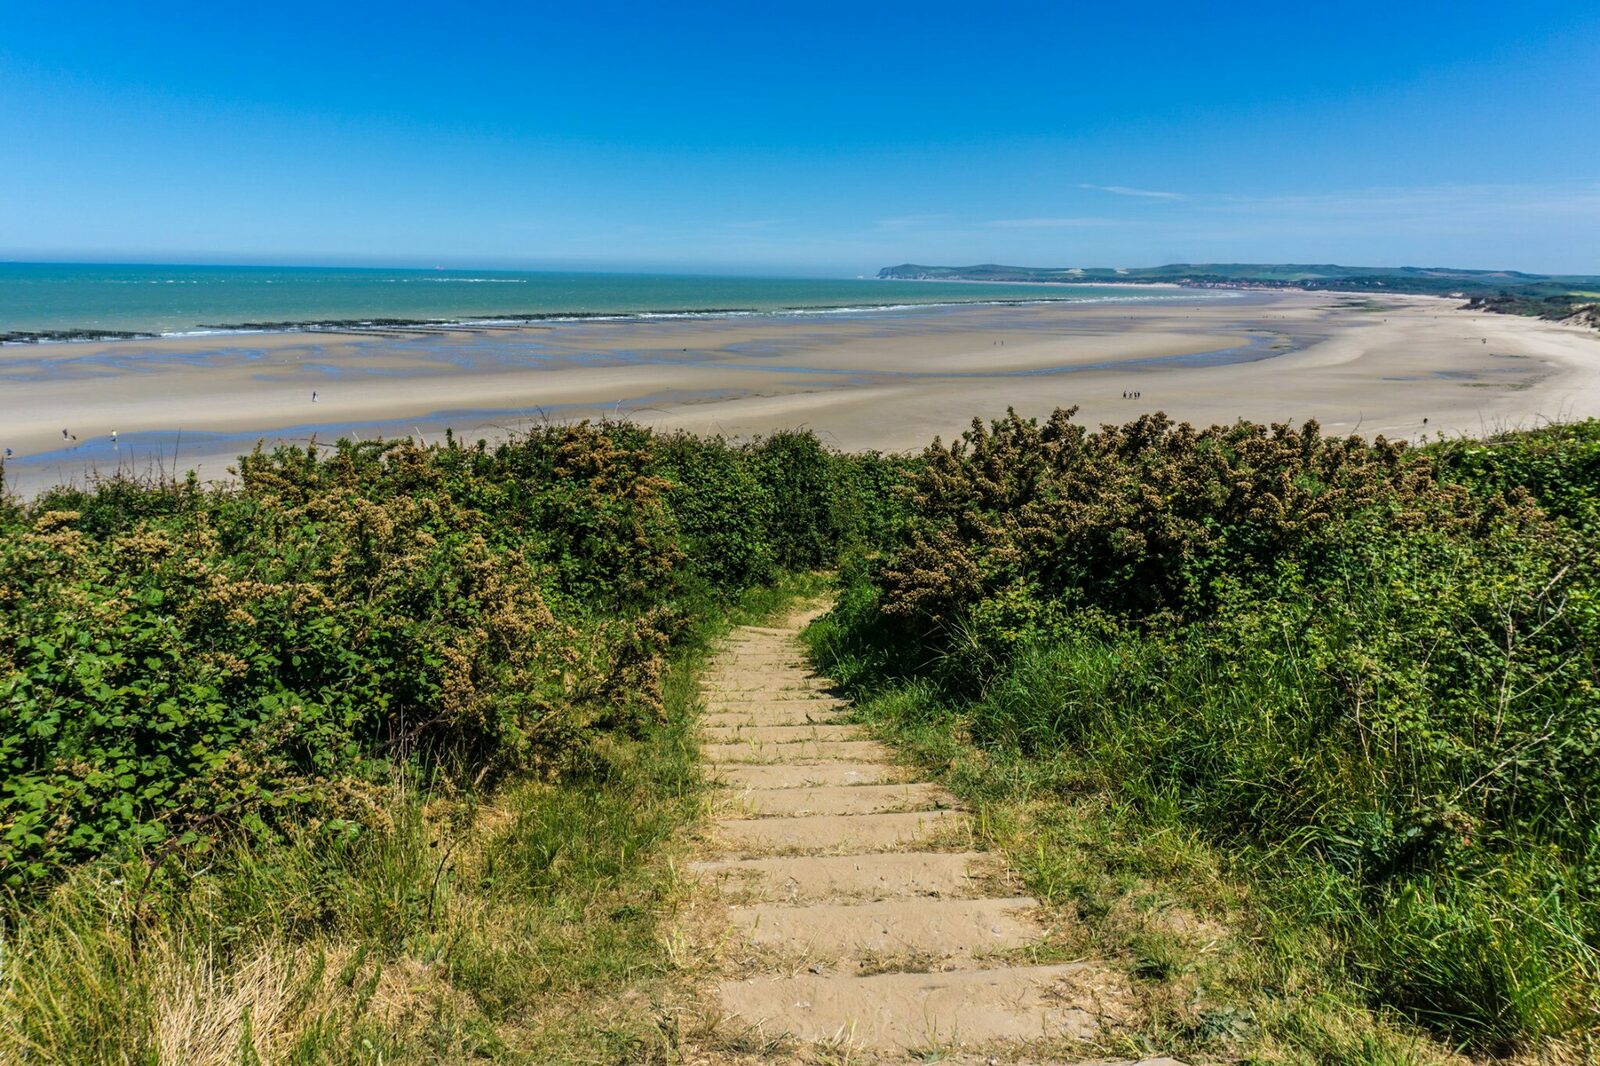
[815,409,1600,1048]
[0,423,903,892]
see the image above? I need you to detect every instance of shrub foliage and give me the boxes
[6,408,1598,1051]
[0,424,903,890]
[821,409,1600,1048]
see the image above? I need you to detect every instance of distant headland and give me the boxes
[878,262,1600,329]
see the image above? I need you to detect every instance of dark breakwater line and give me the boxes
[2,329,158,345]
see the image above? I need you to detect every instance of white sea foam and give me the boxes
[412,277,528,283]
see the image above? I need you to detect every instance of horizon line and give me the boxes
[3,254,1595,280]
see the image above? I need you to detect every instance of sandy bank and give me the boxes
[2,291,1596,494]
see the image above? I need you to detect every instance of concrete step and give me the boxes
[701,708,849,729]
[703,739,891,764]
[701,681,834,696]
[716,964,1101,1050]
[712,761,910,789]
[728,896,1042,961]
[693,850,998,903]
[703,696,848,710]
[713,809,969,855]
[701,723,867,744]
[719,782,952,819]
[701,689,835,702]
[714,661,807,668]
[719,646,798,656]
[701,683,824,695]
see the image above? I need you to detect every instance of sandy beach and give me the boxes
[3,290,1598,494]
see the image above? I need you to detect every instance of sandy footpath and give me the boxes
[2,290,1597,493]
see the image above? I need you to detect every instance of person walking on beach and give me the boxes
[311,390,318,403]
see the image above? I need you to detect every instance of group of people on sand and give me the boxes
[1,428,121,463]
[1122,390,1142,399]
[40,428,115,448]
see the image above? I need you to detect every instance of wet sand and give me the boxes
[3,290,1597,494]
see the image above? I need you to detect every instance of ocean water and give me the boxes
[0,262,1191,338]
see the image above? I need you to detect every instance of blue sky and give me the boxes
[3,1,1598,274]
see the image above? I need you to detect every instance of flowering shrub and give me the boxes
[819,410,1600,1045]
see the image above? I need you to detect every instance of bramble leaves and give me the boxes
[0,424,902,891]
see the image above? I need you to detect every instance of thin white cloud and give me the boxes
[873,213,955,230]
[1080,183,1186,201]
[986,216,1120,228]
[1213,182,1600,218]
[720,219,790,230]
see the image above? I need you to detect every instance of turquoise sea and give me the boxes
[0,262,1187,339]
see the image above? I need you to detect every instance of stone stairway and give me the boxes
[691,609,1169,1063]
